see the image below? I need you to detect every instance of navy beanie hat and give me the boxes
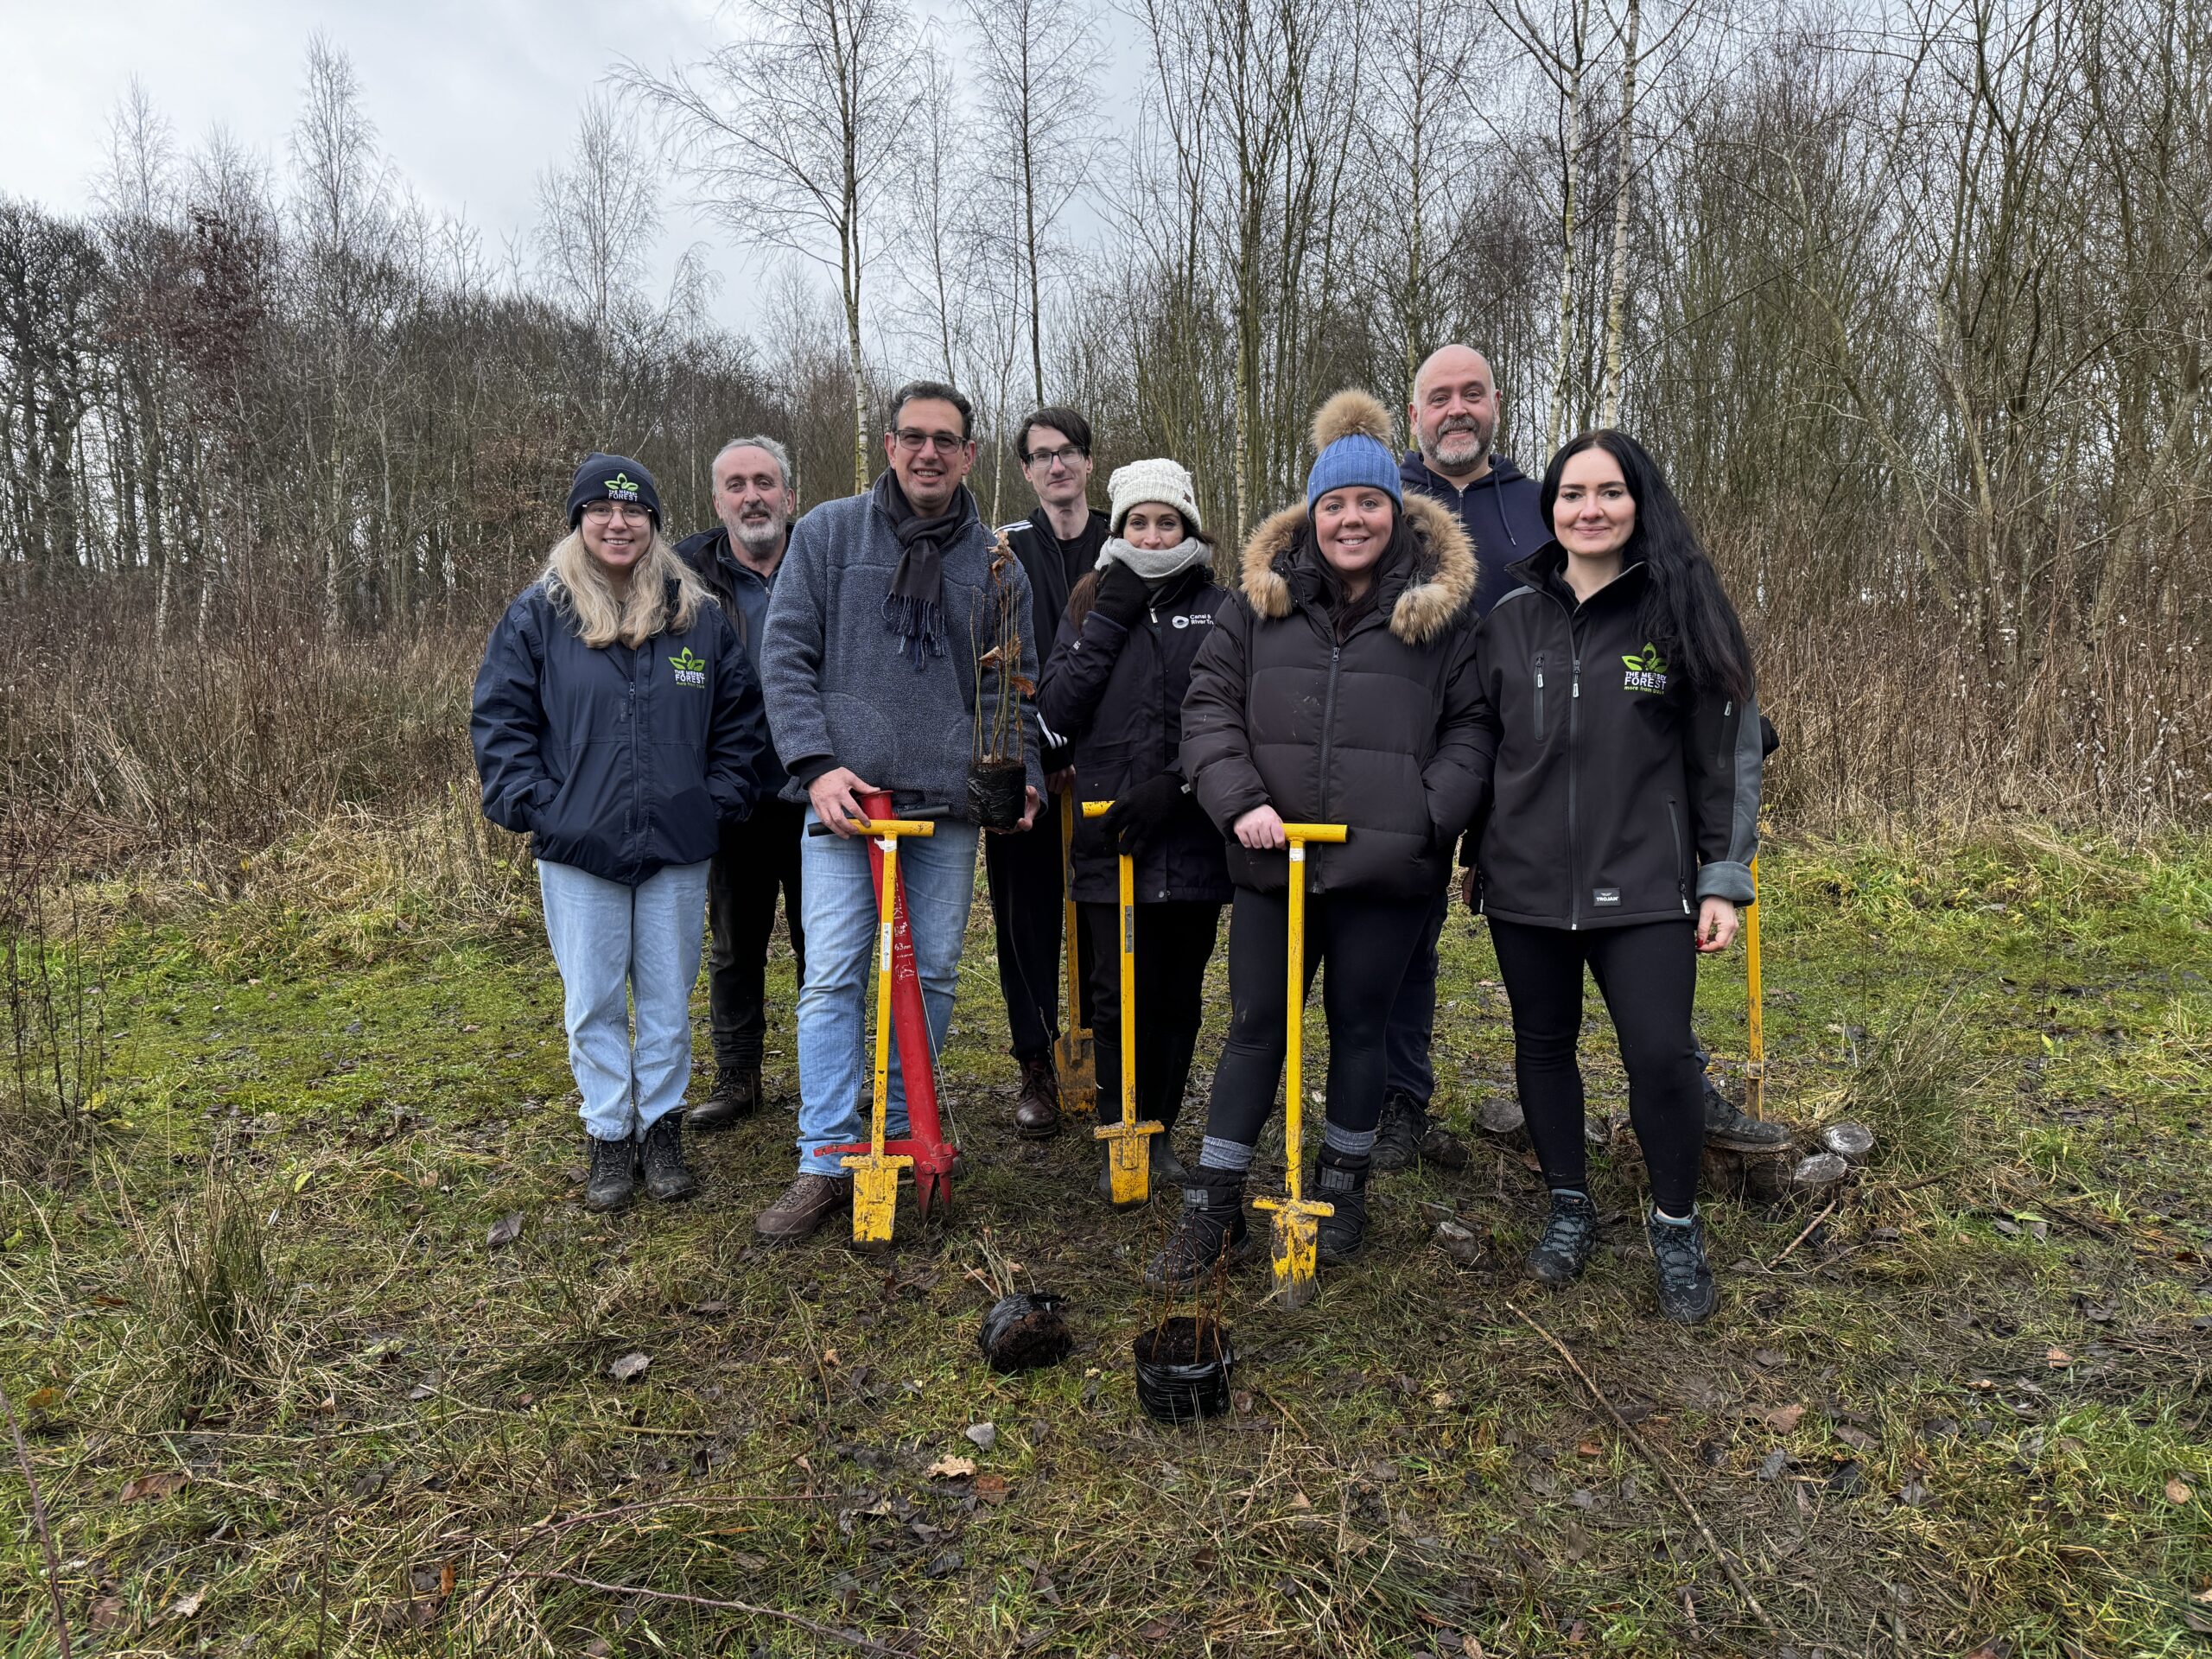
[1304,391,1403,512]
[567,453,662,528]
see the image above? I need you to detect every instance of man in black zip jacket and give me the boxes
[1389,346,1786,1163]
[676,436,807,1128]
[1374,346,1548,1171]
[986,407,1109,1138]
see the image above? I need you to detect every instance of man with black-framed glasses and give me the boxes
[988,407,1111,1139]
[753,380,1046,1242]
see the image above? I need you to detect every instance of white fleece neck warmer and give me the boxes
[1096,536,1211,584]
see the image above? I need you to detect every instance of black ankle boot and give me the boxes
[1314,1149,1372,1265]
[585,1134,637,1212]
[1647,1209,1719,1324]
[639,1116,698,1202]
[1527,1189,1599,1285]
[1144,1167,1249,1287]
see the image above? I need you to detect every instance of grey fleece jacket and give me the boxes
[760,484,1045,820]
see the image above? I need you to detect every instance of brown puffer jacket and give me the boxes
[1181,399,1485,899]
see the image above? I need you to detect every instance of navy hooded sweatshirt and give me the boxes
[1400,450,1549,620]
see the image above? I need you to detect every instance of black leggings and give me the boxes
[1080,899,1222,1132]
[1489,918,1705,1214]
[1202,887,1438,1156]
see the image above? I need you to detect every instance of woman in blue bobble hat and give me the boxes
[1154,393,1487,1286]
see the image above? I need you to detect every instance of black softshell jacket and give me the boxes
[471,580,767,887]
[1180,493,1484,899]
[1037,563,1234,906]
[1466,544,1761,929]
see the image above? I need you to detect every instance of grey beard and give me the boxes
[1422,428,1490,472]
[729,517,786,557]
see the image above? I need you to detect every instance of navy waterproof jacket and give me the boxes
[471,579,769,886]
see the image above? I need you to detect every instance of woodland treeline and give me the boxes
[2,0,2209,827]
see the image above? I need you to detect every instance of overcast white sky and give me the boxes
[0,0,1032,333]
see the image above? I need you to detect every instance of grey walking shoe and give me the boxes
[1702,1082,1789,1152]
[639,1115,698,1202]
[1647,1209,1719,1325]
[585,1135,638,1212]
[1526,1189,1599,1285]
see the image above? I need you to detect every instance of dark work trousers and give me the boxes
[705,797,807,1071]
[1382,887,1449,1103]
[1201,887,1436,1153]
[1488,917,1704,1215]
[1080,899,1222,1133]
[1385,888,1718,1107]
[983,797,1093,1060]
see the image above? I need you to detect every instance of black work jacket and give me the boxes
[1466,544,1762,928]
[1038,563,1234,905]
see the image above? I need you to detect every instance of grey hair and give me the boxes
[710,435,795,495]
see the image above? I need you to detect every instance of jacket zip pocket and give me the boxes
[1665,795,1689,913]
[1533,653,1546,739]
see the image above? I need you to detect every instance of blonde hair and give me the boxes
[539,528,709,649]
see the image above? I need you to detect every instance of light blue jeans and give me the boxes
[538,858,712,1141]
[794,811,981,1176]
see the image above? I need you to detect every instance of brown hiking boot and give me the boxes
[1013,1052,1061,1139]
[755,1173,851,1243]
[687,1064,760,1131]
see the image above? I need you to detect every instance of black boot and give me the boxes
[639,1116,698,1202]
[686,1064,760,1131]
[1143,1166,1250,1287]
[1314,1149,1372,1265]
[1702,1081,1789,1152]
[1370,1093,1421,1172]
[585,1134,637,1212]
[1647,1209,1719,1325]
[1526,1189,1599,1285]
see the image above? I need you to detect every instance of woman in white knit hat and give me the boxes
[1037,458,1233,1204]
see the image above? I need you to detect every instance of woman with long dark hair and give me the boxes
[1465,429,1762,1324]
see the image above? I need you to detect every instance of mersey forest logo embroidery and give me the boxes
[603,472,642,501]
[1621,643,1669,695]
[668,647,707,688]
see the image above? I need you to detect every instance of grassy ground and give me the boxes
[2,819,2209,1656]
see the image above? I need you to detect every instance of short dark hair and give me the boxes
[1015,406,1092,462]
[887,380,973,442]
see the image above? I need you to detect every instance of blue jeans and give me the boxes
[793,811,981,1176]
[538,859,711,1141]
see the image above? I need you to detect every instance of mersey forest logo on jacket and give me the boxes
[1621,643,1669,695]
[668,647,707,688]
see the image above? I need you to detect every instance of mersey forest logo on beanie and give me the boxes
[567,452,662,527]
[604,472,642,499]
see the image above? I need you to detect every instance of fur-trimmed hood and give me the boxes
[1236,491,1478,645]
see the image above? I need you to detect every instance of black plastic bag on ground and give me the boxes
[978,1292,1072,1372]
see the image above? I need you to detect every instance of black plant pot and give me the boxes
[967,759,1027,830]
[977,1292,1073,1373]
[1132,1316,1235,1424]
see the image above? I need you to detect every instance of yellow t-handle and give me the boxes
[1081,799,1162,1205]
[1252,819,1349,1307]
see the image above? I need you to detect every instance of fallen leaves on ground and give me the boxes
[486,1212,523,1248]
[926,1454,976,1478]
[607,1351,650,1383]
[121,1470,187,1502]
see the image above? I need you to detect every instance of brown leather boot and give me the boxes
[1013,1052,1061,1139]
[754,1173,851,1243]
